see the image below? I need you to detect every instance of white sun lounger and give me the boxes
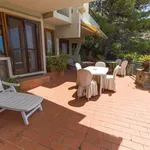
[0,80,43,125]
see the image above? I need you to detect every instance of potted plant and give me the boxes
[57,54,69,76]
[4,78,20,91]
[138,55,150,72]
[46,53,69,77]
[142,61,149,72]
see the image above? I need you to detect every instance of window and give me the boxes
[59,39,69,54]
[44,29,54,55]
[0,60,9,79]
[0,15,5,56]
[72,43,77,55]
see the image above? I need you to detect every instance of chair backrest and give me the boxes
[120,61,128,70]
[0,80,4,92]
[75,63,82,70]
[95,61,106,67]
[78,69,93,87]
[113,65,120,80]
[116,59,122,65]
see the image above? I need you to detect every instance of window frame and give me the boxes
[59,39,69,54]
[0,13,6,57]
[44,28,55,55]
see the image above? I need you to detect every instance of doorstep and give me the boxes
[18,73,51,92]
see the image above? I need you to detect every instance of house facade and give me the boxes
[0,0,106,79]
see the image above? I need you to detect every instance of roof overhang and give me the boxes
[0,0,95,15]
[81,20,107,39]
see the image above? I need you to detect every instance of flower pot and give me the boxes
[142,61,150,72]
[50,71,59,80]
[59,71,64,77]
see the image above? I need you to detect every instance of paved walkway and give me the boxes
[0,71,150,150]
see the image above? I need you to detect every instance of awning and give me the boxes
[81,20,107,39]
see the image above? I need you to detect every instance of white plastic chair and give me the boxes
[75,63,82,70]
[117,60,128,76]
[0,80,43,125]
[77,69,98,100]
[75,63,82,85]
[103,65,120,91]
[116,59,122,65]
[95,62,106,67]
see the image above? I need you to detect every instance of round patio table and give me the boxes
[84,66,109,96]
[105,61,117,73]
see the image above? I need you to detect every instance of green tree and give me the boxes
[83,0,150,59]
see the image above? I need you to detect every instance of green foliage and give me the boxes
[116,52,150,63]
[47,54,69,72]
[57,54,69,71]
[46,51,53,57]
[116,52,125,59]
[112,42,122,54]
[4,78,20,91]
[123,38,150,54]
[124,52,139,61]
[97,55,104,61]
[85,0,150,58]
[138,55,150,62]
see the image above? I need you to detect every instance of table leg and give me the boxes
[100,75,103,96]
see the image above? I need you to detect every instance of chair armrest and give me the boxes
[2,81,20,87]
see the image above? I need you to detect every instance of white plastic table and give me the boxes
[85,66,109,95]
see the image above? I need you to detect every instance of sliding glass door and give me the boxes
[7,16,40,75]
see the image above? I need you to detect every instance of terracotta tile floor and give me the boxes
[0,70,150,150]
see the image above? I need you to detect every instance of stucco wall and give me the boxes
[44,20,55,30]
[0,7,47,77]
[55,7,81,39]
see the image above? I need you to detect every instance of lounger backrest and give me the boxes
[0,80,4,92]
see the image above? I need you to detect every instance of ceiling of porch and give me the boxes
[0,0,94,14]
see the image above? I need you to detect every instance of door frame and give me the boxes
[59,39,69,54]
[44,28,55,55]
[6,14,42,75]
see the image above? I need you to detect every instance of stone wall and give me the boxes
[126,62,142,76]
[136,69,150,89]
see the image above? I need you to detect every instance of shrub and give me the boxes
[46,54,69,72]
[116,52,124,59]
[124,52,139,62]
[97,55,104,61]
[138,55,150,62]
[4,78,20,91]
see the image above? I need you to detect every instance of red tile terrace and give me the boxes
[0,70,150,150]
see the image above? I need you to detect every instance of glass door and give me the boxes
[7,16,40,75]
[7,17,27,75]
[24,21,38,73]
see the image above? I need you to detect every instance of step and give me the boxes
[18,73,51,92]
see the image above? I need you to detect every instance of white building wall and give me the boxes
[55,7,81,39]
[0,7,47,77]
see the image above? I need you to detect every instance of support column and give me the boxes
[55,38,60,55]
